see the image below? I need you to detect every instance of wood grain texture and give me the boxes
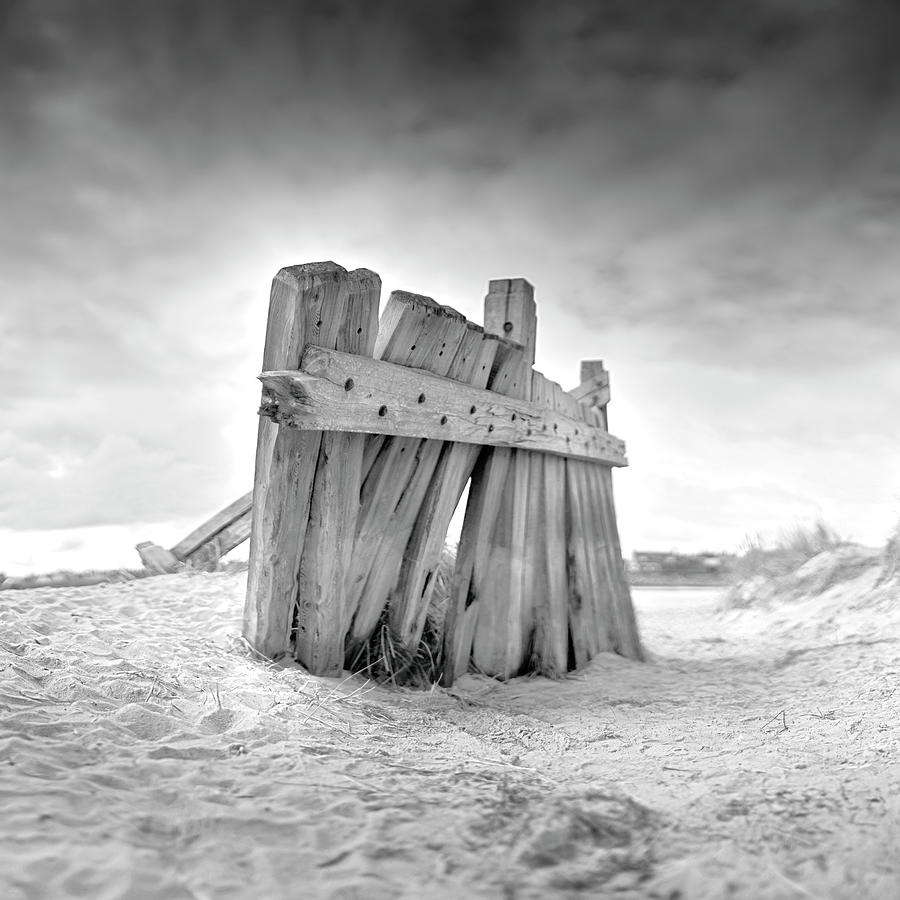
[582,403,645,662]
[183,513,252,572]
[294,270,381,674]
[468,279,537,680]
[243,263,380,665]
[441,444,512,685]
[483,279,536,365]
[171,492,253,561]
[244,263,343,658]
[259,350,627,465]
[388,325,500,650]
[441,333,532,684]
[529,374,569,677]
[553,383,604,667]
[345,292,470,654]
[573,359,610,429]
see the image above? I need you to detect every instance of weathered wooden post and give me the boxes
[243,261,641,683]
[243,263,380,673]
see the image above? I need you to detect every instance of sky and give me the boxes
[2,0,899,576]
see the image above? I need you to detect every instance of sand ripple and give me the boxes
[1,571,898,898]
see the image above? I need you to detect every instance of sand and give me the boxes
[1,563,898,899]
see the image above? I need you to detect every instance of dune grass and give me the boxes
[725,518,897,609]
[732,520,846,582]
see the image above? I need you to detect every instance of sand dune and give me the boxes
[1,563,897,899]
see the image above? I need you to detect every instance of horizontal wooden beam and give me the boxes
[258,347,627,467]
[569,370,610,406]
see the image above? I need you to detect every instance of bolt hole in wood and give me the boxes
[378,405,387,417]
[503,321,513,333]
[344,378,354,391]
[417,393,426,404]
[440,415,448,425]
[511,413,516,421]
[488,424,494,433]
[469,405,476,414]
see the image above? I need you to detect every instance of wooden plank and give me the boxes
[258,350,628,466]
[529,374,569,677]
[244,263,342,658]
[243,263,379,663]
[171,492,253,560]
[440,336,528,685]
[574,359,610,429]
[388,325,500,650]
[483,278,537,364]
[441,445,512,685]
[470,279,536,680]
[563,388,620,659]
[471,426,531,678]
[294,271,381,674]
[135,542,182,574]
[553,383,603,667]
[182,512,252,572]
[345,293,470,654]
[572,361,609,399]
[581,403,644,662]
[569,376,611,408]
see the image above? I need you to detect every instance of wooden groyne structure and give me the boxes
[242,261,643,685]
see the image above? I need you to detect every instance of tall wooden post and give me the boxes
[243,263,380,670]
[470,279,537,679]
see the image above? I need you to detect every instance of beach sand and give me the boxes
[1,564,897,899]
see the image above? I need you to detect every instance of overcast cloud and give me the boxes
[2,0,899,574]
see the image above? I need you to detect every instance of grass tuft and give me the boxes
[346,545,456,688]
[731,520,845,582]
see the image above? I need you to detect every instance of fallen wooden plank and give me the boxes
[258,350,628,466]
[171,492,253,561]
[181,513,252,572]
[136,542,183,574]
